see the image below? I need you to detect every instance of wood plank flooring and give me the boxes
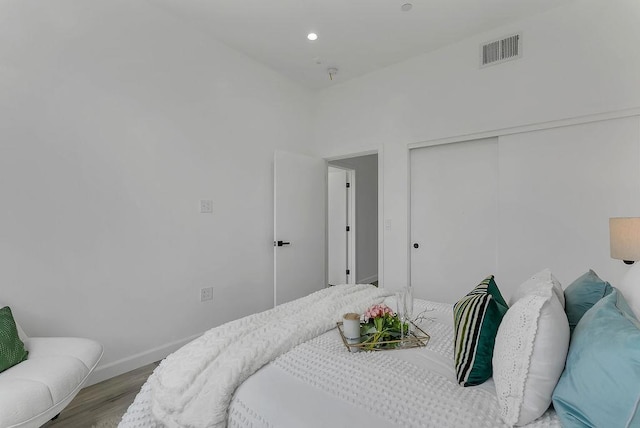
[43,361,159,428]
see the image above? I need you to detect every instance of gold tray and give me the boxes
[336,321,430,352]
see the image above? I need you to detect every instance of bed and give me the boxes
[119,277,640,428]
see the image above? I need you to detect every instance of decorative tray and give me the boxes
[336,321,430,352]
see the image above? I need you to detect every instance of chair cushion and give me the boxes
[0,307,29,373]
[26,337,103,371]
[0,378,53,426]
[453,275,508,386]
[1,355,89,403]
[0,336,103,428]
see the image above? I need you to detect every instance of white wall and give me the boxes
[4,0,640,382]
[0,0,313,382]
[496,117,640,291]
[312,0,640,291]
[330,155,378,283]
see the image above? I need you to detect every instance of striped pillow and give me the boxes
[453,275,508,386]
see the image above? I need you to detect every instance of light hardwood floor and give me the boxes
[43,361,159,427]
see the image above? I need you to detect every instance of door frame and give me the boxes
[327,165,356,284]
[325,148,382,287]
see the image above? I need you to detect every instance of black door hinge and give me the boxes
[346,226,350,232]
[346,269,350,275]
[346,182,351,188]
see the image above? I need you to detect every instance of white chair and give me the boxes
[0,313,103,428]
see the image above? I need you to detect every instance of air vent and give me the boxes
[480,33,521,67]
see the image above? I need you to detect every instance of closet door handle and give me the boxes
[275,240,291,247]
[413,243,419,249]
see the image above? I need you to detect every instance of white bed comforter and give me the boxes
[121,293,562,428]
[148,284,390,428]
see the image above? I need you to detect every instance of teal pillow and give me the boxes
[564,270,613,333]
[453,275,508,386]
[0,306,28,373]
[552,289,640,427]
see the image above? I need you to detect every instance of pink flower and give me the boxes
[364,304,394,321]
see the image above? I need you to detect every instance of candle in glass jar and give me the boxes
[342,313,361,339]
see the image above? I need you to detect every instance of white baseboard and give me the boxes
[358,274,378,285]
[85,333,201,387]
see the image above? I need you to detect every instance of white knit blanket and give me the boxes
[149,284,390,428]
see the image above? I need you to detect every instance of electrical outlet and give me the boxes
[200,286,213,302]
[200,200,213,214]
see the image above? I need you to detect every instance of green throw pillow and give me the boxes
[0,306,28,373]
[564,270,613,333]
[453,275,508,386]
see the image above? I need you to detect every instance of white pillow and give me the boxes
[619,264,640,320]
[493,284,570,426]
[509,268,565,308]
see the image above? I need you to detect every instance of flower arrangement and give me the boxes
[360,304,408,350]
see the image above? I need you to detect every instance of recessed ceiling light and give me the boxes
[401,3,413,12]
[307,33,318,41]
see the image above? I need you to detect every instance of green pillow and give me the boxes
[564,270,613,333]
[0,306,28,373]
[453,275,508,386]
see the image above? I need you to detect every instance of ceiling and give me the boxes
[150,0,575,90]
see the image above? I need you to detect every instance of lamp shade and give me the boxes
[610,217,640,261]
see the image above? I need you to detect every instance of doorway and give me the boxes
[328,154,378,286]
[328,166,355,285]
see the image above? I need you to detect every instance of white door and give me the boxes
[328,167,348,285]
[410,138,498,303]
[274,150,327,306]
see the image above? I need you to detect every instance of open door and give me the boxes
[274,150,327,306]
[328,167,348,285]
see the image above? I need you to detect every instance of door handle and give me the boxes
[275,240,291,247]
[413,243,419,249]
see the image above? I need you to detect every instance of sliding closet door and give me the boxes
[410,138,498,303]
[497,117,640,290]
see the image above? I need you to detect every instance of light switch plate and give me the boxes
[200,287,213,302]
[200,200,213,213]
